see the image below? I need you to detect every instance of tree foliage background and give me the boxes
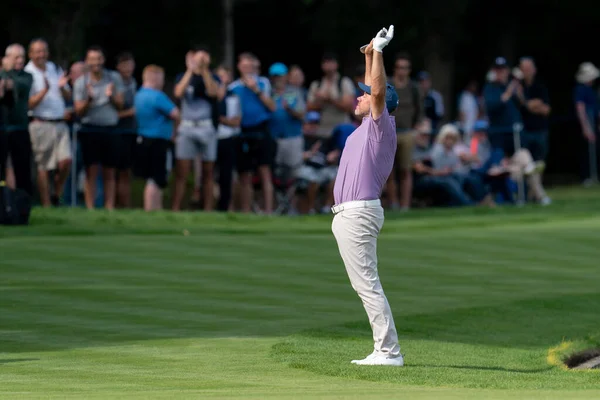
[1,0,598,177]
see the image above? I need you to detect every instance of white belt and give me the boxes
[331,199,381,215]
[180,119,213,128]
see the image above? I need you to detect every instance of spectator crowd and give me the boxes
[1,38,599,214]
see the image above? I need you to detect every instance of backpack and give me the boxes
[0,183,31,225]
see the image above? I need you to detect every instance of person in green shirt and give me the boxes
[0,44,33,196]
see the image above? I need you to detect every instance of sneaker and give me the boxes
[540,196,552,206]
[351,353,404,366]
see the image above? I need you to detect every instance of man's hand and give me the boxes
[364,40,374,56]
[1,56,14,71]
[372,25,394,53]
[105,82,114,98]
[242,75,259,93]
[58,73,69,89]
[186,51,197,72]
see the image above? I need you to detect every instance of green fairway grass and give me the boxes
[1,186,600,399]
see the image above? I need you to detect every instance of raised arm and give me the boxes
[368,25,394,120]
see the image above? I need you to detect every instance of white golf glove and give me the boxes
[373,25,394,53]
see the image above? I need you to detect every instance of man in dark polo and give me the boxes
[483,57,524,157]
[519,57,551,164]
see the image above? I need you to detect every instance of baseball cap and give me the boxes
[473,120,489,132]
[358,82,399,113]
[493,57,508,68]
[268,62,288,76]
[305,111,321,123]
[417,71,430,81]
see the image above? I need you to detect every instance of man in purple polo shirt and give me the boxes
[331,25,403,366]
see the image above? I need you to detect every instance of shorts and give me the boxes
[117,133,137,170]
[78,126,120,168]
[175,121,217,162]
[297,165,338,184]
[395,131,415,171]
[29,121,72,171]
[236,122,274,173]
[275,136,304,171]
[133,136,173,189]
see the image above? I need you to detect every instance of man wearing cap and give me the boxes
[269,62,306,180]
[418,71,444,132]
[483,57,524,156]
[331,25,403,366]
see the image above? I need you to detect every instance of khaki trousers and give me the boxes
[331,204,401,357]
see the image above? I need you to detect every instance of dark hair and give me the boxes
[216,64,232,73]
[354,65,366,77]
[395,52,412,64]
[86,45,105,57]
[116,51,134,64]
[28,37,48,51]
[238,52,257,62]
[322,52,338,62]
[190,44,210,54]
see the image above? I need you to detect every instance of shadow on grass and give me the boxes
[0,358,39,364]
[411,364,553,374]
[297,293,600,349]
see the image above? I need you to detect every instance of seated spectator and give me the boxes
[133,65,180,211]
[431,123,495,207]
[296,111,351,214]
[411,120,473,207]
[469,120,550,205]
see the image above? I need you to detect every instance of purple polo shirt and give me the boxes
[333,108,397,205]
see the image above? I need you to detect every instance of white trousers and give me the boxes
[331,202,400,357]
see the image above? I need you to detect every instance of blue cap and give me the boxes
[418,71,430,81]
[268,62,288,76]
[473,120,489,132]
[358,82,399,112]
[493,57,508,68]
[305,111,321,123]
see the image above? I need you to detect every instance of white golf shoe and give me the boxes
[351,352,404,366]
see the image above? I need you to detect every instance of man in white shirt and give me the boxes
[25,38,72,207]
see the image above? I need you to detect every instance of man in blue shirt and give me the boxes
[229,52,276,214]
[172,45,220,211]
[483,57,524,157]
[134,65,180,211]
[269,62,306,178]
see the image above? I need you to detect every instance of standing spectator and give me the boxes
[134,65,179,211]
[0,44,33,197]
[388,52,422,211]
[269,62,305,179]
[306,53,355,137]
[483,57,524,157]
[288,64,307,101]
[74,46,125,210]
[25,38,72,207]
[457,79,480,142]
[114,52,137,208]
[0,57,15,184]
[418,71,444,132]
[215,64,241,212]
[229,52,276,214]
[519,57,551,164]
[171,45,220,211]
[574,62,600,186]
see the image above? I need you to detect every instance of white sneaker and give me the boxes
[540,196,552,206]
[351,353,404,366]
[351,351,377,364]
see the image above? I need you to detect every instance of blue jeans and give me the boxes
[452,172,489,203]
[522,130,548,161]
[414,175,472,207]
